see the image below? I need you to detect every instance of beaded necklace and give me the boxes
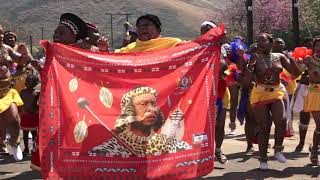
[257,53,279,84]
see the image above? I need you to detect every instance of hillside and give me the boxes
[0,0,227,48]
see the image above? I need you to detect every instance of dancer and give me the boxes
[301,38,320,165]
[294,38,313,152]
[243,33,301,170]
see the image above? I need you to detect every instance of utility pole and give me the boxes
[29,35,33,55]
[246,0,253,45]
[292,0,300,47]
[41,27,44,40]
[110,14,113,48]
[105,13,132,48]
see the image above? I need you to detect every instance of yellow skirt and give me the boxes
[222,87,230,109]
[285,80,298,95]
[304,84,320,112]
[282,69,299,95]
[0,89,24,113]
[250,84,285,107]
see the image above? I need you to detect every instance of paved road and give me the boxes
[1,116,319,180]
[204,117,320,180]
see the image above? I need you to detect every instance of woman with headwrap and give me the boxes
[30,13,89,171]
[115,14,186,53]
[4,31,18,50]
[53,13,88,45]
[200,20,229,164]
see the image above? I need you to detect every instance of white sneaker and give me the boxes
[28,132,33,139]
[0,147,9,155]
[259,162,269,170]
[228,129,237,136]
[7,144,23,161]
[274,152,287,163]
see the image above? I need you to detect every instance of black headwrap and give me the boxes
[4,31,17,41]
[86,23,99,31]
[59,13,88,40]
[136,14,162,32]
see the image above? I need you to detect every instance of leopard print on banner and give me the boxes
[91,126,192,156]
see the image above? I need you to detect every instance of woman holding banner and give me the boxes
[200,20,229,164]
[114,14,184,53]
[30,12,90,171]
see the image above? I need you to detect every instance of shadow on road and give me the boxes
[224,134,246,140]
[201,165,320,180]
[224,148,309,162]
[4,170,42,180]
[0,154,31,165]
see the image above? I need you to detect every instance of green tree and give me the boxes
[300,0,320,36]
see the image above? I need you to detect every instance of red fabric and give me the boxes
[251,136,259,144]
[280,72,294,82]
[224,64,238,86]
[218,79,227,99]
[31,135,40,171]
[292,47,312,60]
[20,112,39,129]
[284,128,294,137]
[39,25,224,179]
[31,149,40,170]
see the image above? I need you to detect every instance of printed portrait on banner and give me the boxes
[90,86,192,156]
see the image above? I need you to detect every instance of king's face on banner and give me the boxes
[132,93,158,126]
[89,87,192,156]
[119,87,164,135]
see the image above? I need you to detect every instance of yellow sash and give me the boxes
[115,37,182,53]
[282,69,298,95]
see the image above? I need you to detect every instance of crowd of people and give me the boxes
[0,12,319,175]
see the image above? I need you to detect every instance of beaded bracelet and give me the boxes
[246,63,254,72]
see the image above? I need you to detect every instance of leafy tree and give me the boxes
[212,0,291,37]
[300,0,320,36]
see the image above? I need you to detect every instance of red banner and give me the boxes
[39,25,224,179]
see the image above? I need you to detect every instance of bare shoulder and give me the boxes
[272,52,285,59]
[273,52,289,64]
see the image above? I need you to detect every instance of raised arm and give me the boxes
[5,43,33,67]
[279,53,302,79]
